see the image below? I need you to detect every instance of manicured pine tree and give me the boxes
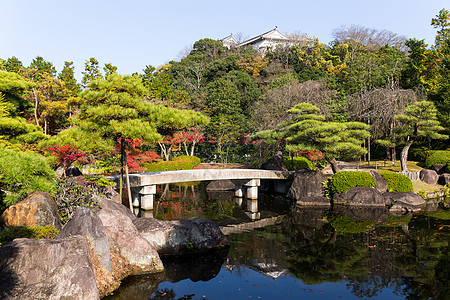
[394,100,448,172]
[253,102,370,173]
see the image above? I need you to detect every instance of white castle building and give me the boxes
[220,27,311,53]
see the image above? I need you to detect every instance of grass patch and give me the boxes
[412,180,443,194]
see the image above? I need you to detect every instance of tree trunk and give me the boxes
[32,88,40,127]
[119,139,124,202]
[400,139,413,172]
[328,157,340,174]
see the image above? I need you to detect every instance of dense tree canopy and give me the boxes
[1,8,448,173]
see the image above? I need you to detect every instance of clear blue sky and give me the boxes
[1,0,448,81]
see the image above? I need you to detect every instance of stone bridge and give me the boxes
[107,169,293,210]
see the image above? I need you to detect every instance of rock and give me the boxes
[370,170,388,194]
[389,202,422,214]
[438,173,450,185]
[0,192,62,230]
[0,236,99,300]
[206,180,235,191]
[333,187,386,206]
[95,196,163,272]
[57,207,112,273]
[261,151,288,171]
[133,217,229,255]
[429,164,449,175]
[65,166,83,177]
[296,196,330,206]
[287,168,328,206]
[383,192,426,206]
[420,169,439,185]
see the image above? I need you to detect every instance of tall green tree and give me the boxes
[72,74,209,203]
[431,8,450,47]
[81,57,102,88]
[58,61,80,96]
[394,101,448,172]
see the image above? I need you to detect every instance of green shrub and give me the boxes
[54,178,102,225]
[0,225,59,247]
[145,156,201,172]
[424,150,450,168]
[328,171,375,195]
[284,156,313,170]
[378,171,413,192]
[0,148,57,211]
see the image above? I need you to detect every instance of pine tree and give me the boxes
[253,102,370,173]
[73,74,209,204]
[394,101,448,172]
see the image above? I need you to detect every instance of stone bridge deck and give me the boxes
[107,169,293,210]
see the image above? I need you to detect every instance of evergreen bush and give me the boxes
[145,156,201,172]
[0,148,57,211]
[378,171,413,192]
[283,156,313,170]
[424,150,450,168]
[328,171,375,195]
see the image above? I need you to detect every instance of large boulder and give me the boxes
[0,192,62,230]
[370,170,388,194]
[261,151,288,171]
[287,168,329,206]
[95,196,163,272]
[206,180,235,191]
[57,207,112,273]
[0,236,99,300]
[383,192,426,206]
[438,173,450,185]
[333,187,386,206]
[420,169,439,185]
[429,164,449,175]
[133,217,229,255]
[389,202,422,214]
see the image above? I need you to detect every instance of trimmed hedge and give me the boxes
[145,156,201,172]
[328,171,376,195]
[378,171,413,192]
[284,156,313,170]
[424,150,450,168]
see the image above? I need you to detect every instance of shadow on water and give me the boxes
[105,248,229,300]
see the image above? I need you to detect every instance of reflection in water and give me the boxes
[109,183,450,300]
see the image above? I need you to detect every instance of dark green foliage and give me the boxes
[0,225,59,247]
[145,156,201,172]
[424,150,450,168]
[378,171,413,192]
[54,177,102,224]
[328,171,376,195]
[0,148,56,211]
[283,156,313,170]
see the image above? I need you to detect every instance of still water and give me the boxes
[106,182,449,300]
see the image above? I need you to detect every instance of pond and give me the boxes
[105,182,449,300]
